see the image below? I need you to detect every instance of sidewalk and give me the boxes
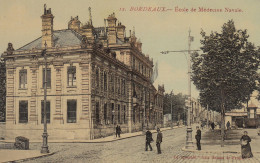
[0,150,54,163]
[3,125,184,143]
[0,126,184,163]
[183,127,260,154]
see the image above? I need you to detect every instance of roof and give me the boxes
[248,102,257,108]
[17,29,82,51]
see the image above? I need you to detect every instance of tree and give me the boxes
[0,57,6,122]
[191,20,259,147]
[163,92,187,123]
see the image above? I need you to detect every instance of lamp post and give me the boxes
[41,42,49,153]
[161,29,199,150]
[170,91,173,129]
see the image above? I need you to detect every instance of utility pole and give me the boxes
[161,29,199,149]
[41,42,49,153]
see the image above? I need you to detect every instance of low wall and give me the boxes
[0,122,5,139]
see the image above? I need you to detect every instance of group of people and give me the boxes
[145,128,163,154]
[195,125,253,159]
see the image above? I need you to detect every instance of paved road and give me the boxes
[24,127,260,163]
[24,127,188,163]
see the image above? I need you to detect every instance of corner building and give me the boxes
[2,6,164,140]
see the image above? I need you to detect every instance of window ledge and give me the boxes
[18,88,28,90]
[67,86,77,88]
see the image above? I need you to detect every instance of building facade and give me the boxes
[2,6,164,140]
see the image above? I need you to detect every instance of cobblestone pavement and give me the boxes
[23,127,260,163]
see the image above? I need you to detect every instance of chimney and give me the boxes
[107,13,117,44]
[117,22,125,41]
[68,16,81,32]
[41,4,54,48]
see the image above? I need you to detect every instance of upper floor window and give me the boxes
[19,69,27,89]
[104,71,107,91]
[133,57,135,69]
[19,100,28,123]
[96,68,99,88]
[42,68,51,88]
[68,66,76,86]
[110,75,114,93]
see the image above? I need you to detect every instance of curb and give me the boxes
[181,147,240,154]
[2,151,55,163]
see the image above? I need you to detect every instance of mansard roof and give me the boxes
[17,29,82,51]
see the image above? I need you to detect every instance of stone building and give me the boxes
[2,6,164,140]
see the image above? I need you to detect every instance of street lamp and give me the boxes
[160,29,200,150]
[41,42,49,153]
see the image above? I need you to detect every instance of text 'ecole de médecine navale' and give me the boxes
[1,5,164,141]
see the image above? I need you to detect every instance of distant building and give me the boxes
[2,5,164,140]
[225,91,260,128]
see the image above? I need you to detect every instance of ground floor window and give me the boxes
[111,103,114,124]
[118,104,121,124]
[104,103,107,124]
[19,101,28,123]
[41,100,50,123]
[96,102,100,124]
[123,105,126,124]
[67,100,77,123]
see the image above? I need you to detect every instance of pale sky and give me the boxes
[1,0,260,98]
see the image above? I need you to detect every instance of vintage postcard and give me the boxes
[0,0,260,162]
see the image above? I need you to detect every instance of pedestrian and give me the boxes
[211,122,215,131]
[195,126,201,150]
[145,129,153,151]
[240,131,253,159]
[156,128,163,154]
[116,125,121,138]
[227,121,231,130]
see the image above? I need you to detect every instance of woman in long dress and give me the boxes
[240,131,253,159]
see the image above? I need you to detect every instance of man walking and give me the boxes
[145,129,153,151]
[195,126,201,150]
[156,128,163,154]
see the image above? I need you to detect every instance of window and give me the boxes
[133,107,136,123]
[104,103,107,124]
[19,101,28,123]
[104,72,107,91]
[42,68,51,88]
[67,100,77,123]
[19,69,27,89]
[67,66,76,86]
[123,105,126,124]
[96,102,100,124]
[110,75,114,92]
[117,78,120,95]
[118,104,120,124]
[96,68,99,88]
[122,79,126,95]
[133,57,135,69]
[41,100,50,123]
[111,103,114,124]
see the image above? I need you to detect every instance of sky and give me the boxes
[0,0,260,99]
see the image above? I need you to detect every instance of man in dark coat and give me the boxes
[116,125,121,138]
[195,126,201,150]
[145,129,153,151]
[211,122,215,131]
[156,128,163,154]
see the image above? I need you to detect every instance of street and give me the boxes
[23,127,260,163]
